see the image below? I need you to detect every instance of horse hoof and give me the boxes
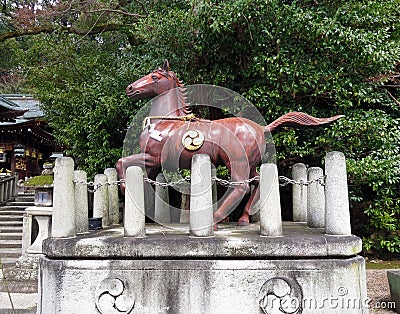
[213,223,219,231]
[237,220,250,226]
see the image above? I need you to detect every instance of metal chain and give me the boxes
[73,179,126,193]
[213,176,260,186]
[72,174,324,192]
[144,175,261,187]
[144,176,191,187]
[278,175,325,187]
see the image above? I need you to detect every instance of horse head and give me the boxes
[126,60,183,100]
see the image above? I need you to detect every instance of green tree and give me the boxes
[1,0,399,255]
[192,0,400,255]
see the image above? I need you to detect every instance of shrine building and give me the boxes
[0,94,62,179]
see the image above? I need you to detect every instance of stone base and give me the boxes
[38,256,367,314]
[38,223,368,314]
[388,270,400,313]
[0,254,39,293]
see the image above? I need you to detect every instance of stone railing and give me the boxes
[290,151,351,235]
[50,160,120,238]
[49,151,351,238]
[21,166,120,254]
[0,174,18,204]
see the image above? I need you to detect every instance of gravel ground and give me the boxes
[367,269,397,314]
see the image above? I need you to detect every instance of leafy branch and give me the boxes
[0,0,148,42]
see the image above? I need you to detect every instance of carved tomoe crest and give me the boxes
[258,277,303,314]
[182,129,205,151]
[95,277,135,314]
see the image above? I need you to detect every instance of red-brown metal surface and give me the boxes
[116,61,343,225]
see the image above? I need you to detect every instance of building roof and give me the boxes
[0,94,44,120]
[0,95,28,121]
[0,119,54,142]
[0,94,55,144]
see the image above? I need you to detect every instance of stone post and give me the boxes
[154,173,170,224]
[8,179,13,199]
[307,167,325,228]
[124,166,145,237]
[7,179,12,199]
[144,180,155,221]
[0,181,4,203]
[292,163,307,222]
[8,178,13,199]
[179,194,189,223]
[104,168,119,224]
[93,174,109,228]
[52,157,76,238]
[190,154,213,237]
[74,170,88,233]
[260,163,283,237]
[4,180,9,201]
[1,182,5,202]
[14,174,18,197]
[211,166,217,212]
[11,176,16,198]
[325,151,351,235]
[21,213,32,253]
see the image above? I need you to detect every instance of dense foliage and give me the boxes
[1,0,399,255]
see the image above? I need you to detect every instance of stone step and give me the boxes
[13,198,34,203]
[0,221,23,227]
[0,233,22,241]
[0,247,22,258]
[6,201,34,207]
[0,215,23,222]
[0,210,24,215]
[0,240,22,249]
[0,256,19,268]
[0,212,25,219]
[0,226,23,233]
[0,205,27,210]
[15,194,34,200]
[0,192,29,267]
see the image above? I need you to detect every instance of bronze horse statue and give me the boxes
[116,61,343,226]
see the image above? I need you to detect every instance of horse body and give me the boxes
[161,118,265,170]
[116,60,343,225]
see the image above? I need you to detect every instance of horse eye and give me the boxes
[151,75,158,81]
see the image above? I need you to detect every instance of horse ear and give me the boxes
[162,60,170,73]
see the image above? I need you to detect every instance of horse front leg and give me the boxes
[115,153,159,192]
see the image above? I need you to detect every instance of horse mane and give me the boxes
[158,68,191,116]
[178,86,191,116]
[175,79,191,116]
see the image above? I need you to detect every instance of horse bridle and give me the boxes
[142,114,195,130]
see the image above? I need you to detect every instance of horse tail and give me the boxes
[264,112,344,133]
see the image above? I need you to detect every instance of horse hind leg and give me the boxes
[237,168,260,226]
[237,186,259,226]
[213,163,251,224]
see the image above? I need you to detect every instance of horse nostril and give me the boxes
[128,86,132,90]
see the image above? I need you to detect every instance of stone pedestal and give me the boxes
[7,205,50,289]
[388,270,400,313]
[23,206,52,254]
[39,223,368,314]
